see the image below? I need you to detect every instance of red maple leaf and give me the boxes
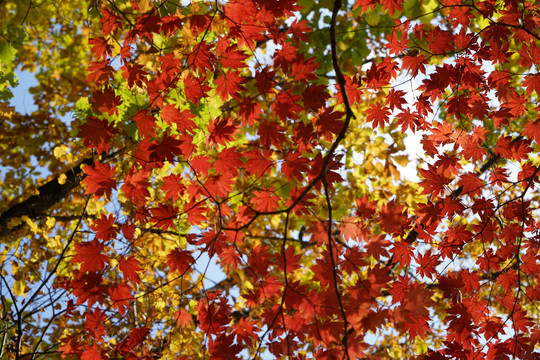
[318,108,345,137]
[396,109,421,132]
[220,47,248,68]
[81,344,103,360]
[215,71,244,100]
[150,204,177,230]
[380,0,404,17]
[161,14,182,35]
[88,37,112,60]
[215,148,243,175]
[366,103,390,128]
[161,105,196,133]
[161,174,185,202]
[273,91,303,121]
[402,53,426,75]
[87,60,114,85]
[458,172,484,197]
[175,308,193,328]
[130,326,151,346]
[251,188,280,212]
[121,167,150,206]
[91,86,122,116]
[386,88,408,111]
[78,116,116,154]
[121,63,147,88]
[167,248,195,274]
[183,73,211,104]
[119,256,141,283]
[188,41,216,71]
[282,151,309,182]
[85,308,107,338]
[207,117,238,145]
[82,161,117,198]
[89,213,118,241]
[133,110,156,138]
[378,200,407,234]
[109,282,132,316]
[100,8,121,36]
[148,134,184,162]
[434,153,462,178]
[244,150,274,178]
[238,96,262,126]
[391,241,413,266]
[302,84,329,111]
[524,119,540,144]
[72,240,109,273]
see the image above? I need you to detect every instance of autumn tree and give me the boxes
[1,0,540,359]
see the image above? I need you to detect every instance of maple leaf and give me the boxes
[59,336,83,358]
[402,53,426,75]
[161,14,182,35]
[161,104,196,133]
[318,108,345,136]
[524,119,540,144]
[72,240,109,273]
[214,148,243,175]
[396,109,420,132]
[282,152,309,182]
[273,91,303,121]
[391,241,413,266]
[167,248,195,274]
[207,117,239,145]
[219,47,248,68]
[71,272,106,307]
[161,174,185,202]
[90,213,118,241]
[175,308,193,328]
[109,282,132,316]
[386,31,408,56]
[91,86,122,116]
[100,8,121,35]
[251,188,280,212]
[434,153,461,178]
[133,110,156,138]
[119,256,141,283]
[415,250,440,279]
[85,308,107,338]
[117,326,150,355]
[150,204,177,230]
[77,116,116,154]
[378,200,407,234]
[244,150,274,178]
[340,216,362,241]
[87,60,114,85]
[386,88,407,111]
[303,84,329,111]
[183,73,211,104]
[238,96,262,126]
[82,161,117,198]
[89,37,112,60]
[380,0,404,17]
[148,134,184,162]
[81,344,103,360]
[188,41,216,71]
[458,172,485,197]
[366,103,390,128]
[121,167,150,206]
[215,70,244,100]
[121,63,147,88]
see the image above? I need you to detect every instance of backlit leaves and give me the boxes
[2,0,540,359]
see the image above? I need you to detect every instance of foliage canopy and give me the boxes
[1,0,540,359]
